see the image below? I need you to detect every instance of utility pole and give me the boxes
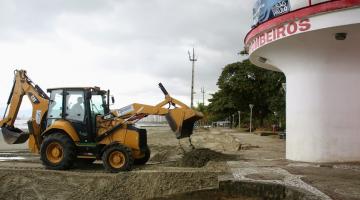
[249,104,254,133]
[201,87,205,106]
[188,48,197,108]
[232,114,235,129]
[238,111,241,128]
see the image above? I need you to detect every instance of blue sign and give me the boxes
[253,0,291,27]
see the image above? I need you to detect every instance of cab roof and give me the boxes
[47,87,105,93]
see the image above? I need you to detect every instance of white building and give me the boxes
[246,0,360,162]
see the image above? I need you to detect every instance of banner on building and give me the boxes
[252,0,332,27]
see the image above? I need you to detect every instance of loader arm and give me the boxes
[0,70,49,151]
[115,83,203,139]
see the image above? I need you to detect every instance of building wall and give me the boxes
[246,1,360,162]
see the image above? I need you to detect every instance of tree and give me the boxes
[194,103,209,126]
[208,59,285,129]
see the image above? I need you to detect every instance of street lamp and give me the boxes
[273,111,278,132]
[232,114,235,129]
[238,111,241,128]
[282,83,286,92]
[249,104,254,133]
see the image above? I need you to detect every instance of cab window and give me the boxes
[65,91,85,122]
[48,90,63,119]
[47,90,63,127]
[90,94,105,115]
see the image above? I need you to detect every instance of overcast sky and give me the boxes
[0,0,255,117]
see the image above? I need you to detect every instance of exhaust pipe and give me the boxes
[1,126,29,144]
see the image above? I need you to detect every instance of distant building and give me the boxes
[212,121,231,128]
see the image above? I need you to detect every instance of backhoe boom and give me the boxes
[116,83,203,139]
[0,70,49,152]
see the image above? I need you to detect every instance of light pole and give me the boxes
[282,83,286,92]
[232,114,235,129]
[201,87,205,106]
[249,104,254,133]
[238,111,241,128]
[229,116,231,128]
[188,48,197,108]
[273,111,278,132]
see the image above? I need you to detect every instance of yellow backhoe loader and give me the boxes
[0,70,202,172]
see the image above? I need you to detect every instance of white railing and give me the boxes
[291,0,332,10]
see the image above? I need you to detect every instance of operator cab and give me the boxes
[46,87,110,143]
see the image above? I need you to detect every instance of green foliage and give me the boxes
[195,102,207,114]
[208,59,285,129]
[194,103,210,125]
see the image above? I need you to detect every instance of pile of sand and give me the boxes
[176,148,238,168]
[0,127,247,199]
[75,171,220,200]
[0,169,220,200]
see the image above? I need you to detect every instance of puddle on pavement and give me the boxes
[0,155,26,161]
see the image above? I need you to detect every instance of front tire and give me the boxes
[134,146,151,165]
[102,144,133,173]
[40,133,76,170]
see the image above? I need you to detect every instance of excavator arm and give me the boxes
[0,70,49,151]
[116,83,203,139]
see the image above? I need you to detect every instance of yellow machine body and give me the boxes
[0,70,203,172]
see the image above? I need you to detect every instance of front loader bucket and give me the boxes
[165,109,203,139]
[1,126,29,144]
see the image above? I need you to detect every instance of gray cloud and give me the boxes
[0,0,255,115]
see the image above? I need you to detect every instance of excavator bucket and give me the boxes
[165,108,203,139]
[1,126,29,144]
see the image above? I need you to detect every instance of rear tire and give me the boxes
[134,146,151,165]
[102,144,133,173]
[40,133,76,170]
